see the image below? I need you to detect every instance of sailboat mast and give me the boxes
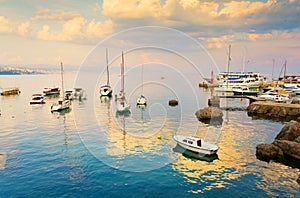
[283,60,287,80]
[141,64,144,95]
[226,44,231,88]
[272,59,275,81]
[121,51,125,95]
[106,48,110,85]
[60,62,64,100]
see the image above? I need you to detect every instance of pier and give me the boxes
[217,95,266,104]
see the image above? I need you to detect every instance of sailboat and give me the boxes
[116,51,130,114]
[136,64,147,105]
[100,48,113,97]
[51,62,71,112]
[214,44,234,92]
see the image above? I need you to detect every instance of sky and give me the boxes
[0,0,299,76]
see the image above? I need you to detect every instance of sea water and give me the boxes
[0,71,299,197]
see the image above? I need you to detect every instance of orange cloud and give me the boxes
[0,16,12,33]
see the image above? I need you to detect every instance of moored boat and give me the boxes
[1,87,20,96]
[258,92,289,103]
[116,51,130,114]
[29,94,45,104]
[173,135,218,155]
[51,62,71,112]
[232,86,259,96]
[136,64,147,105]
[100,48,113,97]
[43,87,60,96]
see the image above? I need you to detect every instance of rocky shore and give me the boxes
[247,101,300,121]
[256,120,300,184]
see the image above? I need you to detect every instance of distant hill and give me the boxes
[0,66,52,75]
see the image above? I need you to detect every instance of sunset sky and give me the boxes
[0,0,299,75]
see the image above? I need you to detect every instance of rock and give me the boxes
[247,101,300,121]
[195,107,223,120]
[273,140,300,161]
[291,97,300,104]
[169,99,178,106]
[275,120,300,141]
[256,144,283,162]
[297,175,300,185]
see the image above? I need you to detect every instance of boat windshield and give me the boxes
[197,140,201,147]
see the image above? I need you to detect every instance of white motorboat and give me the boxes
[29,93,45,104]
[258,92,289,103]
[232,86,259,96]
[293,88,300,95]
[173,135,219,155]
[136,95,147,105]
[100,48,113,97]
[51,99,71,112]
[65,90,73,100]
[116,51,130,114]
[51,62,71,112]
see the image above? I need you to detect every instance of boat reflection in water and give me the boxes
[173,144,218,162]
[100,96,111,103]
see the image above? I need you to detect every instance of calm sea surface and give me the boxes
[0,71,299,197]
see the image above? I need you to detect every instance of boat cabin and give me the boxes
[182,137,201,147]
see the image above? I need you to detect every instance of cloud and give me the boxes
[101,0,300,33]
[36,16,85,41]
[17,21,30,36]
[31,8,82,21]
[85,19,114,38]
[0,16,12,33]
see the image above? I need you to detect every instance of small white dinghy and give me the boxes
[29,93,45,104]
[173,135,218,155]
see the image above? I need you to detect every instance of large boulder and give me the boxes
[256,144,283,162]
[195,107,223,120]
[273,140,300,161]
[256,120,300,182]
[275,120,300,141]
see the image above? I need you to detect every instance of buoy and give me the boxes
[240,98,243,101]
[157,135,162,139]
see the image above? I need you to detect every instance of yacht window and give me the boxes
[188,141,193,144]
[183,140,187,143]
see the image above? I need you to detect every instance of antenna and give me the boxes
[226,44,231,88]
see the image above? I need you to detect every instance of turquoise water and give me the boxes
[0,72,299,197]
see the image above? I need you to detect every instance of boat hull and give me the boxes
[100,85,112,97]
[173,135,218,155]
[176,142,217,155]
[1,88,20,96]
[51,100,71,112]
[233,91,258,96]
[136,97,147,105]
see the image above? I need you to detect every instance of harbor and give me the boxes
[1,0,300,196]
[1,69,300,197]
